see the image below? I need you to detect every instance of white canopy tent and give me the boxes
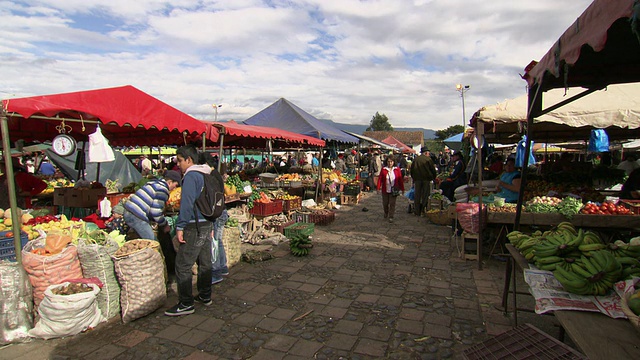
[473,83,640,144]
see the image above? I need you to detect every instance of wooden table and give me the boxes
[504,244,640,359]
[555,311,640,359]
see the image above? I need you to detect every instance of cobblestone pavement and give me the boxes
[1,192,565,360]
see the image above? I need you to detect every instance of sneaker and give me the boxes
[211,276,224,285]
[220,267,230,276]
[389,218,394,223]
[194,295,212,306]
[164,303,194,316]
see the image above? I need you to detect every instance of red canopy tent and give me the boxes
[1,85,215,146]
[381,135,416,154]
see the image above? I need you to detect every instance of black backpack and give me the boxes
[194,171,226,223]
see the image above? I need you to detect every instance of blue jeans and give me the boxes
[123,210,156,240]
[175,222,213,306]
[212,210,229,276]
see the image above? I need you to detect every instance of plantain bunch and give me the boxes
[553,250,622,296]
[289,233,313,256]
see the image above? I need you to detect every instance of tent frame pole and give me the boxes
[1,111,23,264]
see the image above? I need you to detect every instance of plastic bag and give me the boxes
[45,232,72,254]
[0,263,33,345]
[404,186,415,201]
[588,129,609,152]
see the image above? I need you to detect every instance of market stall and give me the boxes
[469,0,640,354]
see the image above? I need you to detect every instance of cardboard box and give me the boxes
[54,188,106,208]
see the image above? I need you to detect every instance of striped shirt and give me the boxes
[124,179,169,226]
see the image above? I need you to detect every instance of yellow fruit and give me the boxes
[4,218,12,227]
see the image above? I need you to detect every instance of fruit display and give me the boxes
[321,169,350,184]
[39,178,74,195]
[289,232,313,256]
[29,215,85,242]
[166,187,181,211]
[508,222,640,295]
[225,217,239,228]
[488,203,518,213]
[225,174,245,194]
[276,173,302,181]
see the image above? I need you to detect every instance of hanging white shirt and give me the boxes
[88,127,115,162]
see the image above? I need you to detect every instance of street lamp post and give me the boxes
[212,103,222,122]
[455,84,470,129]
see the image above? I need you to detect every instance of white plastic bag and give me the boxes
[29,282,104,339]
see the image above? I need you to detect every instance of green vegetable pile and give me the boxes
[226,174,244,191]
[525,203,559,214]
[557,196,583,219]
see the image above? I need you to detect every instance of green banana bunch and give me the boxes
[556,222,577,236]
[581,231,603,245]
[289,233,313,257]
[622,265,640,280]
[553,250,622,296]
[606,241,640,258]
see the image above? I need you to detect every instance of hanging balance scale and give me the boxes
[52,120,76,157]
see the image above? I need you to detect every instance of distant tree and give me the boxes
[435,125,464,141]
[366,112,393,131]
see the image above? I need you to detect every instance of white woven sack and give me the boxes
[28,282,104,340]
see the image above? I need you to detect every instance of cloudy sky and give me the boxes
[0,0,590,131]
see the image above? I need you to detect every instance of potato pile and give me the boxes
[114,239,158,258]
[112,243,166,323]
[51,283,93,296]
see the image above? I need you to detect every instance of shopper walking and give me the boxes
[410,147,438,216]
[165,145,217,316]
[377,155,404,223]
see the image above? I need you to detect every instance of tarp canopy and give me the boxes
[472,83,640,143]
[342,131,397,150]
[243,98,358,144]
[443,133,464,151]
[207,120,325,149]
[2,85,214,146]
[45,144,141,186]
[381,135,416,153]
[523,0,640,92]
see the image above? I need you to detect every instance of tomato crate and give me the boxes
[249,199,284,217]
[0,232,30,262]
[284,222,314,238]
[282,197,302,212]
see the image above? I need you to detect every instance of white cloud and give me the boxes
[0,0,592,131]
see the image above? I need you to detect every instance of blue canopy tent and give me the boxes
[243,98,358,144]
[443,133,464,151]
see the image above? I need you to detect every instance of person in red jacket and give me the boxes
[377,155,405,223]
[0,157,47,209]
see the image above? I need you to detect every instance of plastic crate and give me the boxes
[282,197,302,212]
[284,222,314,238]
[462,323,586,360]
[344,183,361,196]
[249,199,284,217]
[0,232,30,262]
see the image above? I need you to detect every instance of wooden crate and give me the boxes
[340,193,361,205]
[462,231,479,260]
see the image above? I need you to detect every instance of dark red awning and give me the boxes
[207,120,325,148]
